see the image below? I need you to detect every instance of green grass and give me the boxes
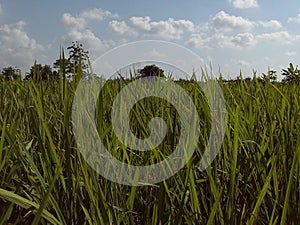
[0,71,299,224]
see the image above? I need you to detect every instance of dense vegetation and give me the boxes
[0,43,299,224]
[0,66,299,224]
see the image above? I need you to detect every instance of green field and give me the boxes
[0,70,299,224]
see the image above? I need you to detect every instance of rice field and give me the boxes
[0,69,299,224]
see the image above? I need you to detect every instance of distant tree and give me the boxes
[67,41,89,75]
[282,63,300,84]
[53,58,73,78]
[261,69,277,83]
[52,41,89,80]
[137,64,165,78]
[25,63,58,81]
[1,66,21,81]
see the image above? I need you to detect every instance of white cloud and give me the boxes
[66,29,109,51]
[229,0,258,9]
[237,59,251,67]
[62,13,85,30]
[256,31,296,43]
[109,20,130,35]
[212,11,255,32]
[216,32,257,49]
[62,29,109,53]
[110,16,195,40]
[259,20,282,30]
[188,12,299,51]
[62,8,118,28]
[186,34,212,49]
[129,16,152,31]
[79,8,118,21]
[0,21,44,73]
[61,8,117,52]
[284,51,297,57]
[287,13,300,23]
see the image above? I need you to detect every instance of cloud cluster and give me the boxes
[61,8,118,52]
[80,8,118,21]
[188,11,299,50]
[212,11,255,32]
[110,16,195,40]
[109,20,130,35]
[259,20,282,29]
[212,11,281,32]
[0,21,44,73]
[237,59,251,67]
[186,34,212,49]
[256,31,300,43]
[2,5,300,74]
[229,0,259,9]
[215,32,257,49]
[287,14,300,23]
[284,51,297,57]
[108,10,300,51]
[62,13,85,30]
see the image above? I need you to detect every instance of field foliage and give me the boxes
[0,70,299,224]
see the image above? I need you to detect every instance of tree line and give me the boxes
[0,41,299,84]
[0,41,89,82]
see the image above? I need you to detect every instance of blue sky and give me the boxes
[0,0,299,79]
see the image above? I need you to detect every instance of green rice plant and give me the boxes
[0,62,299,224]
